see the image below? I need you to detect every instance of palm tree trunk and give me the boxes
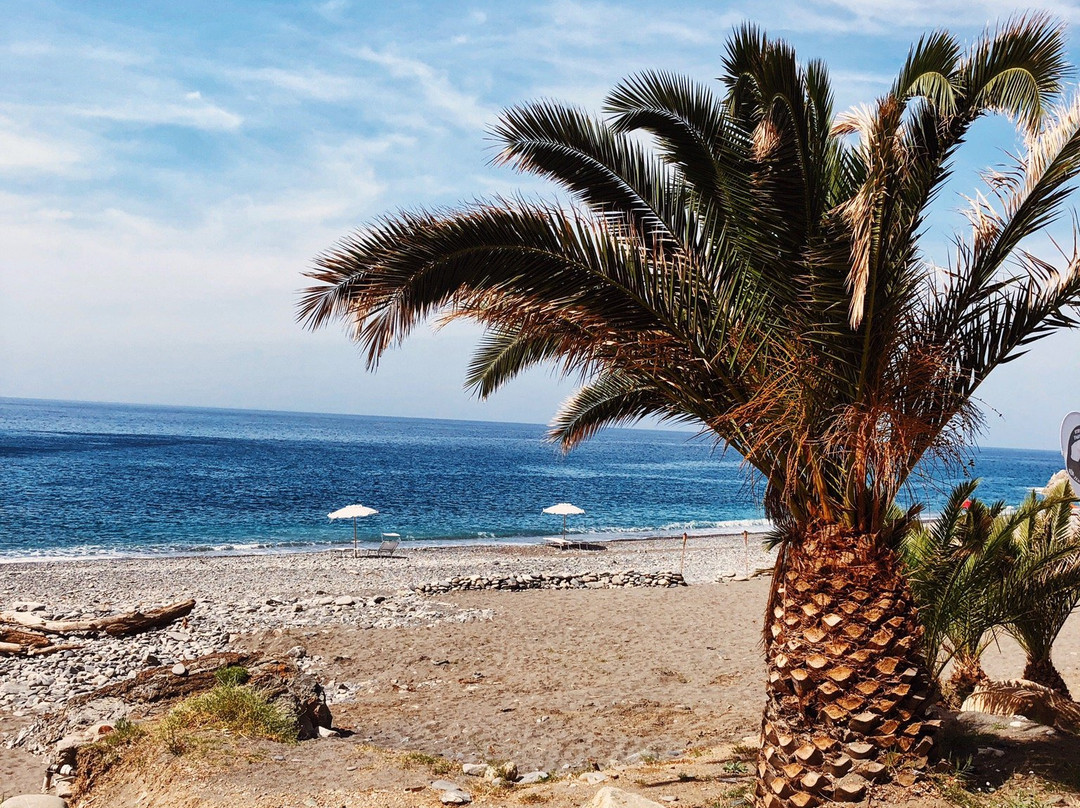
[757,525,939,808]
[946,653,988,705]
[1022,655,1073,699]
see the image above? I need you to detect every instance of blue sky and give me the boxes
[3,0,1080,450]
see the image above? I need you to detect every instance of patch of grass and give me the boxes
[400,750,456,776]
[159,683,297,755]
[929,773,985,808]
[75,718,148,793]
[709,782,754,807]
[995,792,1052,808]
[730,742,757,760]
[655,667,689,683]
[517,794,550,804]
[214,665,250,686]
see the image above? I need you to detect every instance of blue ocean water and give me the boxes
[0,397,1065,561]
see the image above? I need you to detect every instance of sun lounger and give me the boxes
[360,538,401,558]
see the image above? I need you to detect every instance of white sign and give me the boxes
[1061,412,1080,487]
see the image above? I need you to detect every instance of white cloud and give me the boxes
[68,97,243,131]
[352,46,496,130]
[791,0,1080,33]
[236,66,360,102]
[0,119,83,173]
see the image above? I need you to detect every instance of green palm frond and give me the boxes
[301,20,1080,539]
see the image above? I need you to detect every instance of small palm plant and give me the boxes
[1002,479,1080,697]
[901,480,1079,702]
[901,482,1013,701]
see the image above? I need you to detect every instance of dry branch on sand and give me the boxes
[0,599,195,656]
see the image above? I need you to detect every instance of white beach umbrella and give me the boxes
[328,504,378,557]
[543,502,585,542]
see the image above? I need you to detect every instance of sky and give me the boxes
[3,0,1080,450]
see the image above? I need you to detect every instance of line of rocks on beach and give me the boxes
[415,570,687,594]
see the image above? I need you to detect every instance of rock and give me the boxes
[485,761,518,781]
[334,596,355,606]
[269,671,332,740]
[580,771,609,784]
[462,763,486,777]
[0,798,68,808]
[519,770,549,784]
[440,791,472,805]
[430,781,460,792]
[584,787,667,807]
[170,664,187,676]
[287,645,307,659]
[316,725,338,738]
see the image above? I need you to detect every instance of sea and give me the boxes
[0,397,1066,562]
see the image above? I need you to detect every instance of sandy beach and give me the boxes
[2,534,1078,803]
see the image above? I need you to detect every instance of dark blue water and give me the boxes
[0,398,1064,560]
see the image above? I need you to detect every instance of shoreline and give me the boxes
[0,522,774,565]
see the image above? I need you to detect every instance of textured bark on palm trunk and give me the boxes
[757,526,939,808]
[946,653,988,705]
[1022,655,1073,699]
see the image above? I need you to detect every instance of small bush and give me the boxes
[722,759,749,775]
[159,683,297,755]
[214,665,250,687]
[400,750,455,775]
[730,742,757,760]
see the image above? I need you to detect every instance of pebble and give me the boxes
[171,664,187,676]
[440,792,472,805]
[416,570,687,594]
[0,535,772,719]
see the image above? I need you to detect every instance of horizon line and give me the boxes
[0,394,1063,455]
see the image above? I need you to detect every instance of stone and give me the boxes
[0,798,68,808]
[334,596,355,606]
[439,791,472,805]
[170,664,188,676]
[584,787,668,808]
[519,770,550,784]
[430,781,460,792]
[316,725,338,738]
[580,771,609,784]
[462,763,486,777]
[485,761,518,781]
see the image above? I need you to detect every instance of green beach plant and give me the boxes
[899,481,1077,702]
[1001,479,1080,696]
[300,16,1080,806]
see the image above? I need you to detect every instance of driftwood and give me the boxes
[0,599,195,656]
[1,626,52,647]
[0,599,195,638]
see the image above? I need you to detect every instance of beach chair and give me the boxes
[360,538,402,558]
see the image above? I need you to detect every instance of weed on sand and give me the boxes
[159,680,297,754]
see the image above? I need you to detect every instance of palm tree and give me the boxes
[300,17,1080,807]
[900,482,1075,703]
[1003,480,1080,697]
